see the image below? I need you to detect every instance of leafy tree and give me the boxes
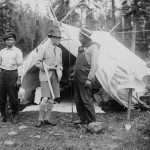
[121,0,150,59]
[0,0,52,55]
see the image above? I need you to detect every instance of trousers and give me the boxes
[74,80,96,123]
[0,69,19,115]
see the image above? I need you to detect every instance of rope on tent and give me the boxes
[113,29,150,34]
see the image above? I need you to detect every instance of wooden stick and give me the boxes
[109,22,120,33]
[60,0,82,23]
[48,1,58,22]
[127,89,132,121]
[131,93,150,110]
[43,61,55,99]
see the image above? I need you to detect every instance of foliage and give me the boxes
[120,0,150,59]
[52,0,119,31]
[0,0,123,54]
[1,0,150,59]
[0,0,52,55]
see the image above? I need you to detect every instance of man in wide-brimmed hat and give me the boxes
[0,32,23,123]
[72,27,100,125]
[35,29,63,127]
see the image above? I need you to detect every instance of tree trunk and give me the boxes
[35,0,40,47]
[112,0,116,26]
[122,15,125,39]
[80,5,86,27]
[131,15,136,53]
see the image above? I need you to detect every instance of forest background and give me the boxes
[0,0,150,60]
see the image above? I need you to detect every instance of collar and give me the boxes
[82,40,93,48]
[78,46,84,52]
[6,45,15,50]
[78,40,93,52]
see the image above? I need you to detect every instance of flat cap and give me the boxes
[3,32,16,41]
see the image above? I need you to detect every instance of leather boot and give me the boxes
[0,108,7,122]
[44,120,56,126]
[11,115,18,124]
[36,121,44,127]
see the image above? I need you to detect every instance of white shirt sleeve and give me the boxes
[16,49,23,76]
[16,49,23,66]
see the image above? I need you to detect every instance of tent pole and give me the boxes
[109,22,120,33]
[60,0,82,23]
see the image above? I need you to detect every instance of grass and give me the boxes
[0,109,150,150]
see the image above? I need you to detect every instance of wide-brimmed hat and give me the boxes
[3,32,17,41]
[48,29,63,38]
[80,27,93,39]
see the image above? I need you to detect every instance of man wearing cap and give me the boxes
[35,29,63,127]
[73,27,100,125]
[0,32,23,123]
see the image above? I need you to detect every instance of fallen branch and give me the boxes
[131,94,150,110]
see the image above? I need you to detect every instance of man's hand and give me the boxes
[146,61,150,68]
[42,65,57,71]
[46,64,56,71]
[16,77,21,88]
[49,66,57,70]
[85,79,92,89]
[68,72,75,81]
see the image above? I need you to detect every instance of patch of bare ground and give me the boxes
[0,110,150,150]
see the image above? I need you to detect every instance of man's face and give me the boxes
[5,37,15,48]
[51,37,61,46]
[79,33,87,45]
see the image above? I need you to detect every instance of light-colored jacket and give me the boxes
[35,41,63,82]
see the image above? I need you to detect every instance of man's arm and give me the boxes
[16,49,23,77]
[35,46,45,70]
[35,46,56,71]
[146,61,150,68]
[87,44,99,81]
[16,49,23,87]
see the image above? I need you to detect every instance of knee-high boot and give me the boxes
[38,97,47,121]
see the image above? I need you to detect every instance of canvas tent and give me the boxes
[20,23,150,108]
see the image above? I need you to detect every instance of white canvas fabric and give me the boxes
[20,23,150,107]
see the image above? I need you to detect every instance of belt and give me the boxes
[75,66,90,71]
[0,68,17,72]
